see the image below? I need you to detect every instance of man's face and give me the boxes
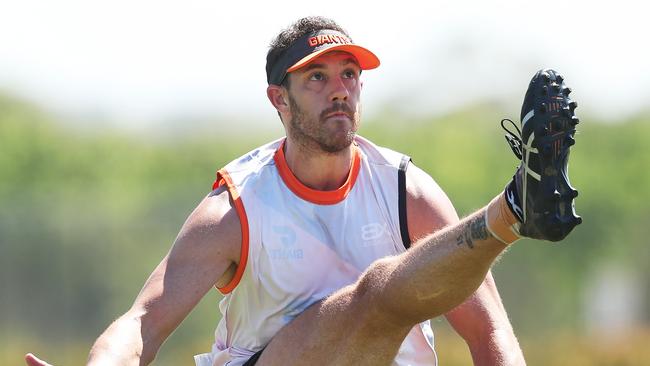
[284,51,362,153]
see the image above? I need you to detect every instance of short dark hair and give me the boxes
[267,16,352,88]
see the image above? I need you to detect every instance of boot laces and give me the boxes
[501,118,523,160]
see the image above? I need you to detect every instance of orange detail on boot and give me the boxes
[485,193,522,245]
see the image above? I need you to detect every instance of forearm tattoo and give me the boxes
[456,213,489,249]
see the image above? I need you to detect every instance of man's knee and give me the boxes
[352,256,416,328]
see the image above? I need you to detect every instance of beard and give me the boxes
[287,93,360,154]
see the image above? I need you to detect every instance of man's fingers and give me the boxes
[25,353,53,366]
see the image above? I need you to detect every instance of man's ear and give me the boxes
[267,85,289,113]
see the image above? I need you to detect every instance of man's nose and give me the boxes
[329,76,350,102]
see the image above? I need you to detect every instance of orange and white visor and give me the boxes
[266,29,380,85]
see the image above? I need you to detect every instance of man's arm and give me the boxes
[405,163,525,365]
[26,187,242,366]
[444,273,525,366]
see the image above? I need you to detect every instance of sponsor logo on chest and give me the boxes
[361,222,390,247]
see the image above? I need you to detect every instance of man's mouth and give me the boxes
[325,111,351,119]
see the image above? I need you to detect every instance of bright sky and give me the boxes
[0,0,648,128]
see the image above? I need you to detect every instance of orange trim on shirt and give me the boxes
[213,169,250,294]
[273,140,362,205]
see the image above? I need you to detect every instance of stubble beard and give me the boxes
[287,94,360,154]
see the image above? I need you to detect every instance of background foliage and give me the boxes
[1,93,648,365]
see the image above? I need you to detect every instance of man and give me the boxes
[25,16,581,366]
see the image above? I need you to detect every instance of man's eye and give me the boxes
[343,70,357,79]
[310,72,325,81]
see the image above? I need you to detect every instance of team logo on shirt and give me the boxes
[269,225,303,260]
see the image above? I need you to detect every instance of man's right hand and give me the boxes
[25,353,53,366]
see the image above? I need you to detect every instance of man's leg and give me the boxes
[257,69,581,366]
[257,209,511,366]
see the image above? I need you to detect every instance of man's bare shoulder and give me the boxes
[172,185,242,268]
[405,163,460,242]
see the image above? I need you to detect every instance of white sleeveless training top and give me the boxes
[194,136,438,366]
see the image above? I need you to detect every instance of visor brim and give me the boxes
[286,44,380,73]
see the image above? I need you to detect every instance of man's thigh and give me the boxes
[256,284,413,366]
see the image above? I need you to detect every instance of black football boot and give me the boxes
[501,68,582,241]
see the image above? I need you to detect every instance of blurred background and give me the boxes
[1,0,649,365]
